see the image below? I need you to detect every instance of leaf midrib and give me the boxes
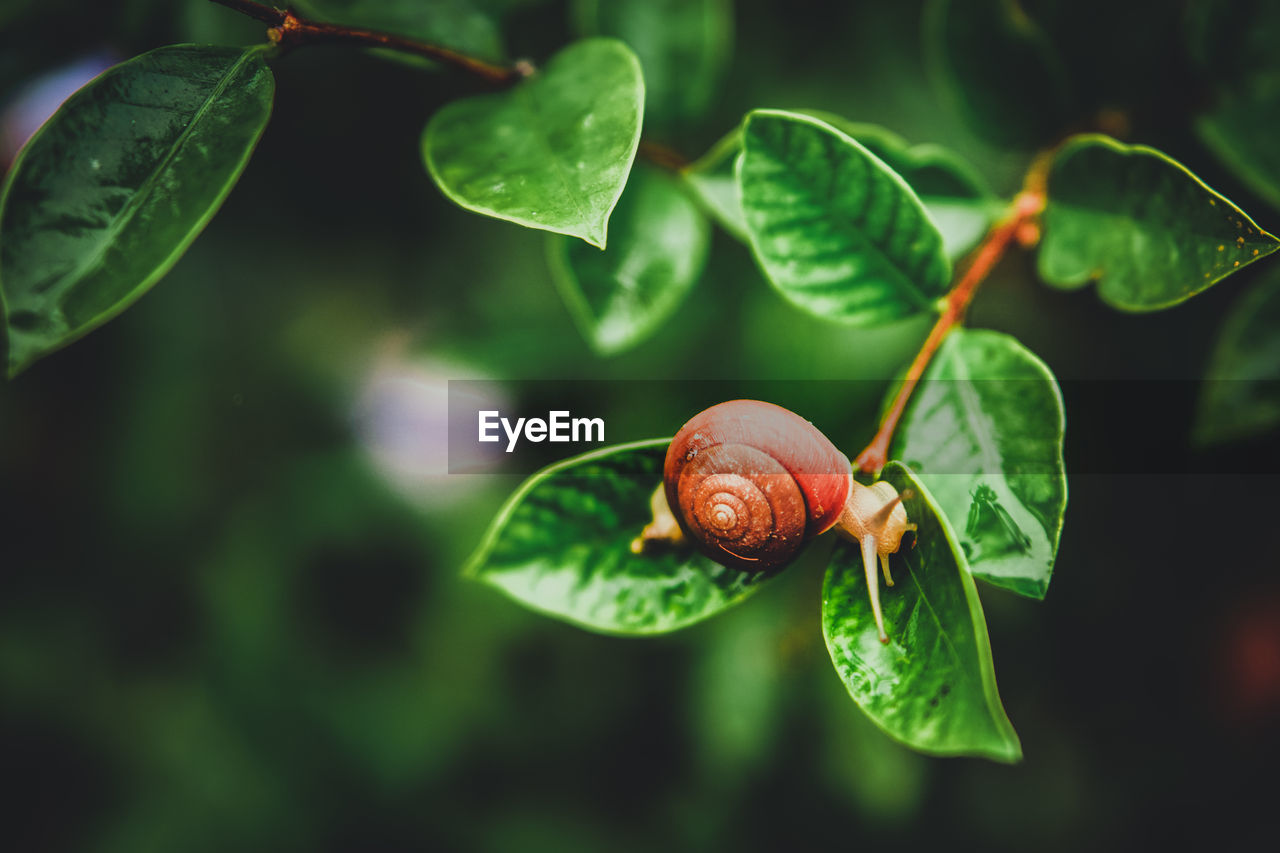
[47,49,256,310]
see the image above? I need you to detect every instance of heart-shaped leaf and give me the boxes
[0,44,275,377]
[737,110,951,326]
[464,440,771,635]
[822,462,1022,763]
[1037,134,1280,310]
[548,166,709,355]
[891,329,1066,599]
[422,38,644,248]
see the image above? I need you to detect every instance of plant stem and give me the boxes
[208,0,529,84]
[852,155,1051,475]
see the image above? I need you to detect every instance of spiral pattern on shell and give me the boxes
[664,400,854,571]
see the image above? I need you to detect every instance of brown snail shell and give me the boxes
[663,400,853,571]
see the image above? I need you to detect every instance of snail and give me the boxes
[634,400,915,643]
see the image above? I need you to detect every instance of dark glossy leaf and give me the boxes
[572,0,731,127]
[1038,134,1280,311]
[1196,267,1280,444]
[464,440,770,635]
[923,0,1074,147]
[292,0,503,62]
[422,38,644,248]
[548,167,709,355]
[891,329,1066,599]
[0,44,274,378]
[737,110,951,326]
[822,462,1021,763]
[1188,0,1280,209]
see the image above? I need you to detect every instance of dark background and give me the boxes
[2,1,1278,850]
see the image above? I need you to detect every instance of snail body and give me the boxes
[652,400,915,643]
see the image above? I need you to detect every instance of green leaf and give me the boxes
[572,0,731,127]
[291,0,503,62]
[821,462,1021,763]
[464,440,770,635]
[890,329,1066,599]
[737,110,951,326]
[422,38,644,248]
[0,44,274,378]
[684,128,748,239]
[1038,134,1280,310]
[548,167,709,355]
[1188,0,1280,209]
[1196,267,1280,445]
[796,114,1002,262]
[923,0,1074,147]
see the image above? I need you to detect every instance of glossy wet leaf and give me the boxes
[821,462,1021,763]
[924,0,1074,147]
[1038,134,1280,310]
[891,330,1066,599]
[422,38,643,248]
[1188,0,1280,209]
[798,114,1001,261]
[548,167,709,355]
[572,0,731,127]
[1195,267,1280,444]
[737,110,951,326]
[464,440,770,635]
[0,44,274,378]
[292,0,503,62]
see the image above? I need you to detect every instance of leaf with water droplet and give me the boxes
[0,44,274,377]
[821,462,1022,763]
[464,440,771,634]
[890,329,1065,599]
[1038,134,1280,310]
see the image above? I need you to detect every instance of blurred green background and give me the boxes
[3,1,1279,850]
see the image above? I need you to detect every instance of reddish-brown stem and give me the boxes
[209,0,529,84]
[853,155,1051,475]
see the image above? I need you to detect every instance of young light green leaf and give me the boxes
[548,167,709,355]
[422,38,643,249]
[797,114,1002,261]
[822,462,1021,763]
[683,127,748,239]
[891,329,1066,599]
[1038,134,1280,310]
[0,44,274,378]
[923,0,1074,147]
[572,0,731,127]
[291,0,503,62]
[464,440,770,635]
[1195,267,1280,445]
[737,110,951,326]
